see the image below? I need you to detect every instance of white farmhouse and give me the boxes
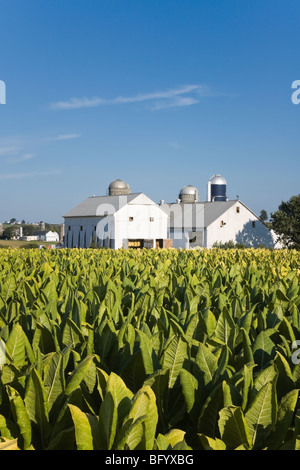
[64,180,169,249]
[161,199,277,249]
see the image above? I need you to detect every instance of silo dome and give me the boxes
[209,174,227,185]
[108,179,131,196]
[207,174,227,202]
[179,185,199,203]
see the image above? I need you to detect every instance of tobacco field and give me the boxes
[0,247,300,450]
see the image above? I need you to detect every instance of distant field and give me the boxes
[0,239,58,249]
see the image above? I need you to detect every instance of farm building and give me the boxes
[63,180,169,249]
[33,230,60,242]
[64,176,279,249]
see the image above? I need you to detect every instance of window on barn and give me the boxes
[129,217,134,221]
[236,207,240,213]
[150,217,154,222]
[252,221,256,228]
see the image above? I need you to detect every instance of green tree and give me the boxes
[22,225,37,236]
[45,223,61,233]
[3,225,18,240]
[271,194,300,249]
[259,209,268,222]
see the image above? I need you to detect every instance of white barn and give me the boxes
[64,180,169,249]
[160,199,278,249]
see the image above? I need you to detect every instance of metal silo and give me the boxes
[108,179,131,196]
[207,174,227,201]
[179,185,199,203]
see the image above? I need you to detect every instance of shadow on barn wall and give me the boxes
[235,220,274,248]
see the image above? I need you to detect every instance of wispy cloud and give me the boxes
[168,141,182,149]
[50,84,210,111]
[51,97,105,110]
[0,169,61,180]
[9,153,36,163]
[150,96,199,111]
[0,146,21,156]
[45,133,81,141]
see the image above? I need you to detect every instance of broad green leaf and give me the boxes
[6,324,26,367]
[198,434,226,450]
[197,382,223,437]
[116,386,157,450]
[68,404,94,450]
[163,429,187,448]
[62,317,84,348]
[195,343,218,387]
[44,351,65,408]
[115,416,146,450]
[1,274,16,302]
[266,389,299,450]
[241,364,255,411]
[245,381,277,449]
[98,391,118,450]
[162,336,188,389]
[24,368,50,446]
[241,328,254,365]
[214,346,230,385]
[106,372,134,412]
[180,369,198,414]
[274,351,295,400]
[218,405,252,450]
[65,356,95,396]
[7,386,32,450]
[214,308,236,350]
[251,364,278,398]
[252,331,276,369]
[201,309,217,338]
[137,329,154,375]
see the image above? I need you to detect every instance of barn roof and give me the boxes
[63,193,159,218]
[160,200,238,229]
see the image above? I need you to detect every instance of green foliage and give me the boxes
[0,247,299,449]
[213,240,246,249]
[271,194,300,250]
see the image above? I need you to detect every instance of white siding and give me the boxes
[65,216,104,248]
[64,202,168,250]
[206,201,274,248]
[114,203,168,249]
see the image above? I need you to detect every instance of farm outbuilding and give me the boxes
[33,230,60,242]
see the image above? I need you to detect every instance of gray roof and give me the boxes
[33,230,47,236]
[64,193,144,218]
[160,200,237,229]
[203,201,237,226]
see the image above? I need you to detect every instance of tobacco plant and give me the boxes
[0,247,299,450]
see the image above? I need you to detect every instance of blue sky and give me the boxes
[0,0,299,223]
